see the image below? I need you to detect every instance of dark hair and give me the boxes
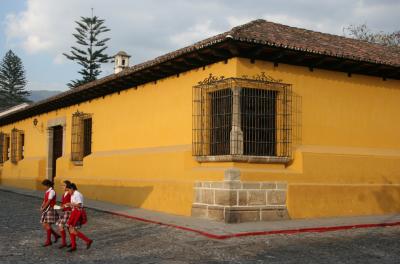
[63,180,71,185]
[66,183,78,191]
[41,179,54,187]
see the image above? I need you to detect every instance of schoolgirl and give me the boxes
[56,180,72,249]
[40,179,60,247]
[66,183,93,252]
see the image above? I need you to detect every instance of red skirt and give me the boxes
[67,208,87,227]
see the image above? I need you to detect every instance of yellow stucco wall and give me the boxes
[0,59,236,216]
[1,57,400,219]
[235,58,400,218]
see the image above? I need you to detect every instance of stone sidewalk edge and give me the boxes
[1,186,400,240]
[106,210,400,240]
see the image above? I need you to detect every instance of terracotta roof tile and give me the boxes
[61,19,400,95]
[228,19,400,66]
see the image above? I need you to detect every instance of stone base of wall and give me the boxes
[191,168,289,223]
[192,204,289,223]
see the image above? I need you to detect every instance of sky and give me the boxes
[0,0,399,92]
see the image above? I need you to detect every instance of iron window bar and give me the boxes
[71,111,92,163]
[9,129,25,164]
[193,73,293,163]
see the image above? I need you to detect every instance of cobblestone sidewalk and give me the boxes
[1,190,400,263]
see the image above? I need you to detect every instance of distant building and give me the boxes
[0,20,399,222]
[113,51,131,74]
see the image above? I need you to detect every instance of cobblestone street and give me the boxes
[0,190,400,263]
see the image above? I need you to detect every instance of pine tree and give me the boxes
[0,50,29,110]
[63,13,111,88]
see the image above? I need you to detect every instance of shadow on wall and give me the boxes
[286,91,302,168]
[71,184,154,208]
[292,91,302,149]
[372,177,400,213]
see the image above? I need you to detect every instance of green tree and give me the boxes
[63,14,111,88]
[0,50,29,110]
[344,24,399,47]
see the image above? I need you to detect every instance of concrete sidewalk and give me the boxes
[1,184,400,239]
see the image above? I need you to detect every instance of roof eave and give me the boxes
[0,38,399,126]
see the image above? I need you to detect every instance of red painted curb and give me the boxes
[106,211,400,240]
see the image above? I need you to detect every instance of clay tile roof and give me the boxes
[119,19,400,74]
[227,19,400,67]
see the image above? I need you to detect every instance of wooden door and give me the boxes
[52,126,63,180]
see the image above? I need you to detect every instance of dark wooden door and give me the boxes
[52,126,63,180]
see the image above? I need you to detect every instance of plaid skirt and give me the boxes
[40,208,58,224]
[56,210,71,226]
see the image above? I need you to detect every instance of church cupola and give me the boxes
[114,51,131,74]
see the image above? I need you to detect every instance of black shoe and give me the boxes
[67,247,77,252]
[67,244,71,248]
[42,242,52,247]
[58,244,67,249]
[86,240,93,250]
[53,234,60,243]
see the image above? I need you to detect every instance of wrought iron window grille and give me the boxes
[193,73,294,163]
[71,111,92,163]
[11,128,25,164]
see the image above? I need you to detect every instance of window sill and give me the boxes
[195,155,291,164]
[72,160,83,166]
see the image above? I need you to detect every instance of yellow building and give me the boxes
[1,20,399,223]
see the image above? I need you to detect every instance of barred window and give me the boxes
[193,74,293,163]
[241,88,277,156]
[71,111,92,163]
[9,129,24,164]
[210,89,232,155]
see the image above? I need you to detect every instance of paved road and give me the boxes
[0,190,400,264]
